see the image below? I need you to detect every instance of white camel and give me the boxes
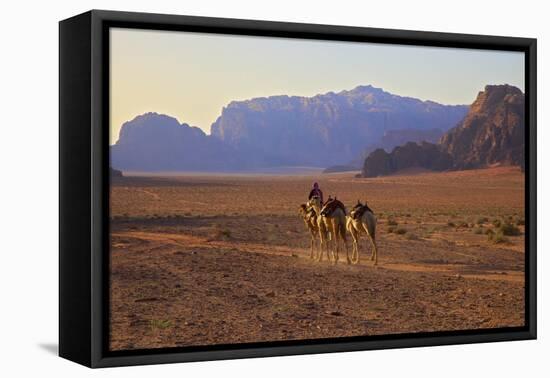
[346,200,378,265]
[299,204,319,259]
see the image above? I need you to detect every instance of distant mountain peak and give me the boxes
[440,84,524,169]
[210,85,468,167]
[361,84,525,177]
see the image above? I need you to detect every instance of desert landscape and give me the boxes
[109,166,525,351]
[108,29,526,352]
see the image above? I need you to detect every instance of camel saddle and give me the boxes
[322,198,346,216]
[352,203,374,220]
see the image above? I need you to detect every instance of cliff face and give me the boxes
[110,113,248,172]
[440,84,525,169]
[210,85,468,167]
[362,85,525,177]
[362,142,453,177]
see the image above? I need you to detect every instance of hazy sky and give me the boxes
[110,27,524,145]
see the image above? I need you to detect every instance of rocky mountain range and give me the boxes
[110,84,523,175]
[361,84,525,177]
[110,113,249,172]
[210,85,468,167]
[111,85,468,172]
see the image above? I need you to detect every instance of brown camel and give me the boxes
[346,200,378,265]
[306,196,331,262]
[299,204,319,259]
[319,197,351,264]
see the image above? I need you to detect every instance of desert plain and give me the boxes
[109,166,525,351]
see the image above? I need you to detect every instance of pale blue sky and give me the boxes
[110,27,524,144]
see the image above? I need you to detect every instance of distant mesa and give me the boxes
[440,84,525,169]
[110,167,123,177]
[210,85,468,167]
[362,142,453,177]
[361,84,525,177]
[110,112,250,172]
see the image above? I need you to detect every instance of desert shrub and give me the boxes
[215,229,232,239]
[456,221,468,228]
[387,226,396,233]
[150,319,172,330]
[447,221,455,227]
[395,227,407,235]
[492,219,502,228]
[406,233,419,240]
[474,228,483,235]
[500,223,521,236]
[488,229,508,244]
[387,219,398,226]
[477,217,489,225]
[485,228,494,236]
[516,218,526,226]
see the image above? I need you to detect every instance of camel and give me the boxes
[319,196,351,264]
[306,196,331,262]
[346,200,378,265]
[299,204,319,259]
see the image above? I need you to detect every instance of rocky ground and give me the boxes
[109,167,525,350]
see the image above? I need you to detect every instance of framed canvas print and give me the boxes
[59,10,537,368]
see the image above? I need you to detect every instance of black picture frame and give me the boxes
[59,9,537,368]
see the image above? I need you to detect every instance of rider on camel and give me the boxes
[308,182,324,204]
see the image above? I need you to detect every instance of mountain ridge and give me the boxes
[210,84,468,167]
[361,84,525,177]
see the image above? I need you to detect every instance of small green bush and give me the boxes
[216,229,232,238]
[477,217,489,225]
[488,230,508,244]
[395,227,407,235]
[406,233,419,240]
[150,319,172,330]
[492,219,502,228]
[516,218,525,226]
[500,223,521,236]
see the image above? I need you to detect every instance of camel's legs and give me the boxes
[354,240,360,264]
[369,237,378,265]
[349,227,359,264]
[333,229,339,265]
[331,225,340,265]
[361,223,377,265]
[318,231,327,262]
[342,229,350,265]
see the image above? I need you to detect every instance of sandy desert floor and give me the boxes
[109,167,525,351]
